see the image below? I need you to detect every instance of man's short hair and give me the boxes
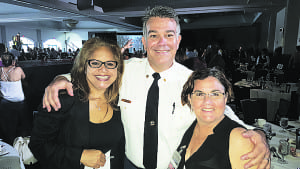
[142,6,181,38]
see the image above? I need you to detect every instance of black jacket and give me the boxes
[29,92,125,169]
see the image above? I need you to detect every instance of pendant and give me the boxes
[95,103,101,111]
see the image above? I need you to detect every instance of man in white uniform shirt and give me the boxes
[42,6,270,169]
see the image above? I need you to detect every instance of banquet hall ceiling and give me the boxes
[0,0,287,32]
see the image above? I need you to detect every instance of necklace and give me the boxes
[95,103,109,121]
[95,103,101,111]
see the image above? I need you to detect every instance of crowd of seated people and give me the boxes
[12,47,81,62]
[173,43,299,84]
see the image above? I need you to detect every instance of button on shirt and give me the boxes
[118,58,250,169]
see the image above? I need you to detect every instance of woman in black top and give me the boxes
[174,68,257,169]
[29,37,125,169]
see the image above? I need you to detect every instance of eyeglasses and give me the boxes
[191,91,225,100]
[87,59,118,69]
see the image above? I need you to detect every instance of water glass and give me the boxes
[279,117,288,133]
[278,139,289,164]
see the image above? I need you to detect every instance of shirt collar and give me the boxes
[145,59,178,82]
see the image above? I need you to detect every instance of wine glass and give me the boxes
[279,117,288,133]
[278,139,289,164]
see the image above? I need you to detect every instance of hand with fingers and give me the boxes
[43,75,73,112]
[241,130,271,169]
[80,149,106,168]
[121,39,133,53]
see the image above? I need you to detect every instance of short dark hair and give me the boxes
[142,6,181,39]
[1,52,14,67]
[181,68,234,108]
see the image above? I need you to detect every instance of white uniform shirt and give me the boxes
[118,58,250,169]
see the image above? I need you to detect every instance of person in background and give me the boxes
[29,38,125,169]
[19,49,27,61]
[0,52,26,145]
[10,45,20,64]
[186,47,197,58]
[121,39,133,60]
[207,47,225,72]
[193,48,198,57]
[256,48,270,70]
[271,47,283,70]
[42,6,270,169]
[175,68,258,169]
[175,48,188,64]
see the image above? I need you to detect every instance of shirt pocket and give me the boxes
[119,97,145,130]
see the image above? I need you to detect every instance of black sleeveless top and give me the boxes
[177,116,244,169]
[89,110,123,154]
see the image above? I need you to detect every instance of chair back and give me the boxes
[0,156,22,169]
[240,98,267,125]
[288,91,300,120]
[233,85,250,111]
[274,98,290,121]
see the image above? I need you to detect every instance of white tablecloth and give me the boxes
[267,121,300,168]
[250,89,291,121]
[0,140,25,169]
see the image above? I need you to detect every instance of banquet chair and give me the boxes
[254,69,267,80]
[240,98,267,125]
[246,71,255,81]
[273,98,290,122]
[0,156,22,169]
[288,91,300,120]
[233,85,250,112]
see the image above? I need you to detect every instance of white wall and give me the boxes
[41,29,88,52]
[274,7,286,50]
[0,24,89,51]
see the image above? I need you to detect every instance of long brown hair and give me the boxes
[71,37,124,109]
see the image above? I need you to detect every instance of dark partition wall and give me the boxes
[180,24,259,51]
[22,63,73,132]
[94,32,117,42]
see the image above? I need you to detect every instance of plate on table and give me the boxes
[0,148,9,156]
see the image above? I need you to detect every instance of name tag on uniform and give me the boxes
[167,150,181,169]
[121,99,131,103]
